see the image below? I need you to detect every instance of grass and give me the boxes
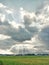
[0,55,49,65]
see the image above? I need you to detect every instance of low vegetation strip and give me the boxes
[0,56,49,65]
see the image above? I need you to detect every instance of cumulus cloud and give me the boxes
[0,6,38,42]
[0,2,49,54]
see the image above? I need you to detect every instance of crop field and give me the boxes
[0,55,49,65]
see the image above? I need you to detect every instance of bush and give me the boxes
[0,60,3,65]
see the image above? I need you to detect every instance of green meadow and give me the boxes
[0,56,49,65]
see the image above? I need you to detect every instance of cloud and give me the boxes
[0,3,6,8]
[0,8,38,42]
[0,2,49,54]
[9,20,25,29]
[0,38,17,49]
[38,25,49,47]
[5,9,13,14]
[0,49,13,54]
[9,43,35,54]
[0,34,11,40]
[0,14,5,22]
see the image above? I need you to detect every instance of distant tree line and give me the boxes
[0,53,49,56]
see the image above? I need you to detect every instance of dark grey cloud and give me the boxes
[0,39,16,49]
[0,23,38,42]
[23,14,38,39]
[38,25,49,48]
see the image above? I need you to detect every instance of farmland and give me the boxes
[0,55,49,65]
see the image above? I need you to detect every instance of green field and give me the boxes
[0,55,49,65]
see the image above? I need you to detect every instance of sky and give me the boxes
[0,0,45,12]
[0,0,49,54]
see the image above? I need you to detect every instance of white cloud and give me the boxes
[9,21,25,29]
[0,49,13,54]
[9,21,19,29]
[0,14,5,22]
[5,9,13,14]
[20,7,23,11]
[0,3,6,8]
[0,34,11,40]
